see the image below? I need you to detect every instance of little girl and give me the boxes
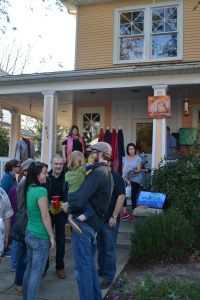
[64,151,94,234]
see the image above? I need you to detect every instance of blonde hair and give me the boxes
[67,151,84,170]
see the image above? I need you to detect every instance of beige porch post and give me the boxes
[41,91,58,166]
[151,85,168,170]
[9,110,21,158]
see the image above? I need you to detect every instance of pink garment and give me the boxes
[66,135,85,156]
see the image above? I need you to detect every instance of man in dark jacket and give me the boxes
[45,154,66,279]
[65,142,113,300]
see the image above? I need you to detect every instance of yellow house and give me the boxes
[0,0,200,170]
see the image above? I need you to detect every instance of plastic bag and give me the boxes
[125,185,132,199]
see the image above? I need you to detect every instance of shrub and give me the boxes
[146,151,200,230]
[130,210,195,262]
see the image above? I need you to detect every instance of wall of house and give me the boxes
[75,0,200,70]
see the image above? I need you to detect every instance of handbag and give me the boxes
[10,224,25,243]
[125,185,132,199]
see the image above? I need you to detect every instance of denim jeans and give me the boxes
[14,242,27,286]
[97,223,119,283]
[22,232,49,300]
[10,239,21,271]
[71,222,102,300]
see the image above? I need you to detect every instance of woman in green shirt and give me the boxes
[22,162,56,300]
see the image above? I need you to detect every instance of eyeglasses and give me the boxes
[92,150,98,154]
[35,161,42,166]
[16,165,20,168]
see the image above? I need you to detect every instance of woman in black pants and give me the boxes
[122,143,142,220]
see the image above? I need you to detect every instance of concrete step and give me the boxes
[117,219,136,249]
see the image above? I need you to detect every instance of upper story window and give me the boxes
[114,1,183,64]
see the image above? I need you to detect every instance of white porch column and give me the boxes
[9,110,21,158]
[41,91,58,166]
[151,85,168,170]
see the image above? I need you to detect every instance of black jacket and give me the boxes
[46,170,65,203]
[68,162,113,232]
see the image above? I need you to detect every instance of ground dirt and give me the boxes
[106,258,200,298]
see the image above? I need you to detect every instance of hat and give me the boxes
[20,158,34,171]
[90,142,112,157]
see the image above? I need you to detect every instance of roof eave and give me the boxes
[0,62,200,86]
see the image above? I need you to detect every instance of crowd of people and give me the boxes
[0,124,149,300]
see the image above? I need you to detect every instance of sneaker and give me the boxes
[100,279,112,289]
[128,215,136,221]
[56,269,66,279]
[120,212,129,219]
[69,218,82,235]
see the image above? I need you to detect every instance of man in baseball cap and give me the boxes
[89,142,112,157]
[67,141,113,299]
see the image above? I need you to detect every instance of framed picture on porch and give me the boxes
[148,96,171,119]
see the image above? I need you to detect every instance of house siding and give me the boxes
[75,0,200,70]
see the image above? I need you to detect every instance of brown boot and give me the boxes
[15,284,23,292]
[56,269,66,279]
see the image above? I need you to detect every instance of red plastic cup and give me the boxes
[52,196,60,209]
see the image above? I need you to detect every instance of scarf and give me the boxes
[66,135,84,156]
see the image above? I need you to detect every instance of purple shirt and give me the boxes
[8,185,17,225]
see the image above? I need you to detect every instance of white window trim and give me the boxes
[113,0,183,64]
[77,107,105,135]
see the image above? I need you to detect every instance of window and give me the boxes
[77,107,105,146]
[114,1,182,63]
[82,112,101,145]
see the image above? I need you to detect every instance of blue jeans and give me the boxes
[97,223,119,283]
[14,242,27,286]
[71,222,102,300]
[22,232,49,300]
[10,239,21,271]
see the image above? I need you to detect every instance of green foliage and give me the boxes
[130,210,195,262]
[0,126,9,156]
[108,275,200,299]
[133,276,200,300]
[146,149,200,230]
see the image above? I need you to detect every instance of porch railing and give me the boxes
[0,157,10,181]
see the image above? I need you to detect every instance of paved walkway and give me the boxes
[0,242,129,300]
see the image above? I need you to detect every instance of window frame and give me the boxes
[113,0,183,64]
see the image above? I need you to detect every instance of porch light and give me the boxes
[183,98,190,116]
[28,96,33,112]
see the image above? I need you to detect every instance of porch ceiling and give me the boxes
[2,84,200,128]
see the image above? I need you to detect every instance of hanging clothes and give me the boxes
[113,131,119,173]
[118,128,125,175]
[111,128,117,162]
[104,128,112,145]
[14,138,35,163]
[98,128,105,142]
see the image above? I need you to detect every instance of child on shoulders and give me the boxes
[64,150,94,234]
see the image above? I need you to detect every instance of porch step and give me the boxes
[117,219,135,249]
[65,220,136,250]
